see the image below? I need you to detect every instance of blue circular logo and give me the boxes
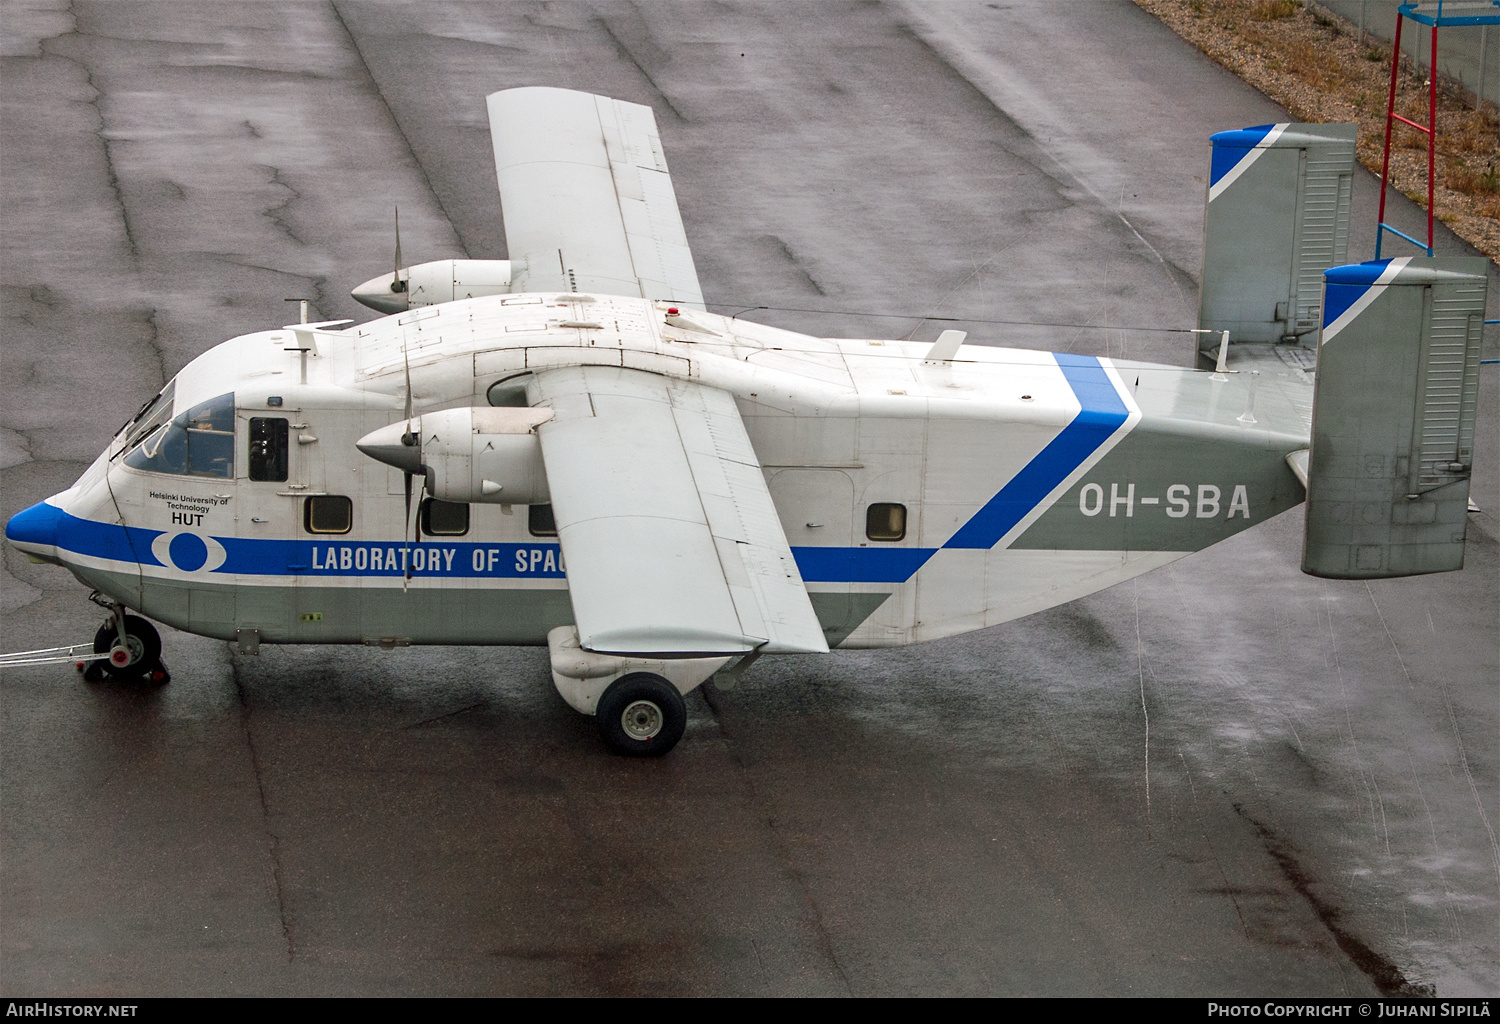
[168,532,208,572]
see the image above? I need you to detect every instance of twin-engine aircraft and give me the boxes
[5,90,1488,756]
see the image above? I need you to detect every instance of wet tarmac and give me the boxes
[2,0,1496,997]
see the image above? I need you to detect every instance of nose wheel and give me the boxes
[87,614,169,685]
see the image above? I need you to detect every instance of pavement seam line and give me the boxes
[1176,748,1252,941]
[258,164,307,248]
[1321,580,1392,852]
[49,3,140,263]
[894,4,1197,303]
[252,163,335,321]
[326,0,474,259]
[593,9,686,123]
[141,308,167,391]
[35,17,170,391]
[700,687,855,996]
[1400,747,1464,943]
[229,650,296,961]
[1364,581,1500,888]
[1234,804,1433,997]
[1135,584,1152,840]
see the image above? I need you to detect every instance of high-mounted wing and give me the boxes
[487,87,705,309]
[527,366,827,656]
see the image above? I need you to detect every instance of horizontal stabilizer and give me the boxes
[1285,449,1309,490]
[1302,257,1488,579]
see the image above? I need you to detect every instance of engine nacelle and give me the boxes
[351,259,513,315]
[356,406,553,504]
[418,406,552,505]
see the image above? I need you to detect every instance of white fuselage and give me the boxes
[10,291,1312,650]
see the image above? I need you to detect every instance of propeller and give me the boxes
[391,206,408,295]
[400,341,423,589]
[353,362,425,590]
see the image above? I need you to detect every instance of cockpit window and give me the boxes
[124,392,235,478]
[118,379,176,450]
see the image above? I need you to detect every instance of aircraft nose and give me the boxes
[351,272,409,315]
[5,500,64,562]
[356,420,423,474]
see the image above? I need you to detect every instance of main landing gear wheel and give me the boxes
[596,673,686,757]
[90,615,167,685]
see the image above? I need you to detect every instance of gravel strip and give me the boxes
[1135,0,1499,262]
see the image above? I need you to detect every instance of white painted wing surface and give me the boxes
[487,87,706,309]
[527,366,827,656]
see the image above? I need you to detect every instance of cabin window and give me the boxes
[421,498,469,537]
[123,392,234,479]
[528,503,558,537]
[866,502,907,542]
[248,418,289,482]
[304,495,353,535]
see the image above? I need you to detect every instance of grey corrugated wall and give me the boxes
[1316,0,1498,107]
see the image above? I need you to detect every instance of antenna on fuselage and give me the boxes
[923,329,967,364]
[1190,328,1236,380]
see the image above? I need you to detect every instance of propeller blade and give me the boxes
[402,469,414,590]
[404,470,428,585]
[400,333,419,589]
[403,342,413,425]
[400,348,419,472]
[391,206,407,294]
[413,475,426,575]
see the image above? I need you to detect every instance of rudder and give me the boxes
[1302,257,1488,579]
[1198,123,1356,362]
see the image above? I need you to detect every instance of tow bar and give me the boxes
[0,643,110,668]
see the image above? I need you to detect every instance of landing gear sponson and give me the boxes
[547,626,730,757]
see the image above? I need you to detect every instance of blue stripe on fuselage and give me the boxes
[25,352,1128,588]
[219,539,567,578]
[7,506,165,566]
[942,353,1128,550]
[13,509,568,579]
[791,546,935,583]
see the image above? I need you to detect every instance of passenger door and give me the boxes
[235,406,298,640]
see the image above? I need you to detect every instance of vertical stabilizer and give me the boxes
[1198,123,1356,362]
[1303,257,1488,579]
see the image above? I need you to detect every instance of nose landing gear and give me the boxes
[85,611,169,686]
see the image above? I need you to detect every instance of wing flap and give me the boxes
[487,87,704,308]
[529,366,827,656]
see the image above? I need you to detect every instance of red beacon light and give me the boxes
[666,307,679,315]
